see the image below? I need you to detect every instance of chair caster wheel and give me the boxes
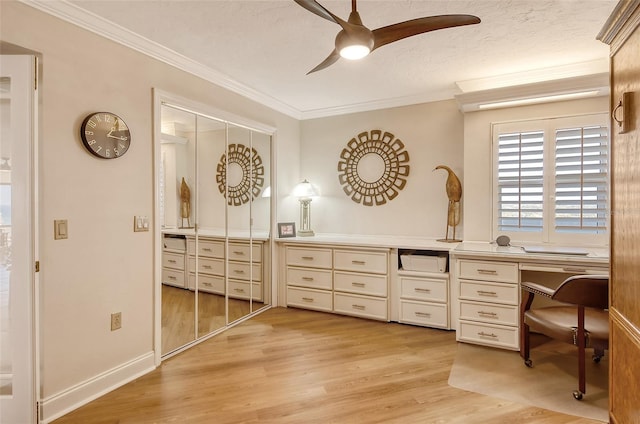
[524,359,533,367]
[592,355,602,363]
[573,390,583,400]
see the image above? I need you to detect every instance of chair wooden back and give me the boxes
[552,275,609,310]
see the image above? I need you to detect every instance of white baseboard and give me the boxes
[41,351,155,423]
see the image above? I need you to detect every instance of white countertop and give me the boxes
[275,233,460,251]
[162,227,270,241]
[451,241,609,264]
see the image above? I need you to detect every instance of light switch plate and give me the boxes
[133,216,149,232]
[54,219,68,240]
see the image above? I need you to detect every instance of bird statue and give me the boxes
[434,165,462,242]
[180,177,192,228]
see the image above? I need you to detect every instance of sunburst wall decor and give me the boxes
[337,130,410,206]
[216,143,265,206]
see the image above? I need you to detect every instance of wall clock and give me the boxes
[80,112,131,159]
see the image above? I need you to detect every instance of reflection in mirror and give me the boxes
[160,105,197,355]
[196,114,228,338]
[158,98,272,358]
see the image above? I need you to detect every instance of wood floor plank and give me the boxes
[53,307,603,424]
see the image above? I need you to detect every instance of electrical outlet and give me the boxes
[111,312,122,331]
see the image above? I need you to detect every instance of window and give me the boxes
[493,114,609,246]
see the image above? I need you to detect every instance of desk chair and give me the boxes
[520,275,609,400]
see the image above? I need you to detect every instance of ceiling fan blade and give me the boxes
[372,15,481,50]
[307,49,341,74]
[294,0,350,28]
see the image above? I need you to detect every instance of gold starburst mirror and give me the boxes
[337,130,410,206]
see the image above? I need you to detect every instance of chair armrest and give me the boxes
[521,281,555,298]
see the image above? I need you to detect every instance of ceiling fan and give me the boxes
[294,0,481,74]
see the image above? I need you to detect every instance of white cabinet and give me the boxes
[285,244,390,321]
[456,258,520,350]
[162,235,186,288]
[187,235,264,301]
[398,271,450,329]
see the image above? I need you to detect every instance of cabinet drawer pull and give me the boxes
[234,270,245,274]
[233,251,244,255]
[302,277,314,281]
[352,304,366,310]
[415,312,431,318]
[203,248,212,252]
[478,331,498,338]
[351,260,366,265]
[202,265,212,270]
[414,288,431,293]
[167,275,176,280]
[477,269,498,275]
[168,259,177,264]
[562,267,587,273]
[478,311,497,317]
[234,288,245,293]
[477,290,497,297]
[351,282,366,287]
[302,297,315,302]
[202,282,212,287]
[301,256,314,260]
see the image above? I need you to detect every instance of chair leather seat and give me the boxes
[525,306,609,348]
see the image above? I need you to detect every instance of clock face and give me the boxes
[80,112,131,159]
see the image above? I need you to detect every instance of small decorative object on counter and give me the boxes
[434,165,462,242]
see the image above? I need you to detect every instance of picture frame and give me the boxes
[277,222,296,238]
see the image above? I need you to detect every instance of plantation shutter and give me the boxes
[497,130,545,232]
[554,125,608,234]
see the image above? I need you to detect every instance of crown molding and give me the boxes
[20,0,303,120]
[597,0,640,53]
[455,73,610,112]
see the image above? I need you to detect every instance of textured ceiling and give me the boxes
[63,0,617,118]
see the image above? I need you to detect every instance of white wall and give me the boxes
[0,2,299,420]
[299,100,464,239]
[462,96,609,242]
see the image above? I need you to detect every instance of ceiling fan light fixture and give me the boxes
[339,44,370,60]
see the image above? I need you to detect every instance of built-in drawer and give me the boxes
[189,273,224,294]
[286,247,333,269]
[228,242,262,263]
[333,271,387,297]
[458,259,518,283]
[459,280,519,305]
[163,252,185,270]
[227,261,262,281]
[188,257,224,276]
[188,238,225,258]
[459,300,519,326]
[399,275,447,303]
[333,292,388,321]
[162,268,185,288]
[334,250,388,274]
[287,286,333,312]
[287,267,332,290]
[458,321,519,350]
[163,235,186,251]
[399,300,448,329]
[228,280,262,301]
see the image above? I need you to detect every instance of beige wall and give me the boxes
[462,96,609,242]
[300,100,464,239]
[0,1,611,421]
[1,1,299,418]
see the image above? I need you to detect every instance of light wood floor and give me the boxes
[162,284,264,354]
[54,308,602,424]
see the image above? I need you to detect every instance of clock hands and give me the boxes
[106,117,128,141]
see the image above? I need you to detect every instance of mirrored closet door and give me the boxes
[158,99,272,357]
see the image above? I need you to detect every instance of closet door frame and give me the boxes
[152,89,276,365]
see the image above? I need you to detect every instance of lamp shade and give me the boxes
[292,179,317,198]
